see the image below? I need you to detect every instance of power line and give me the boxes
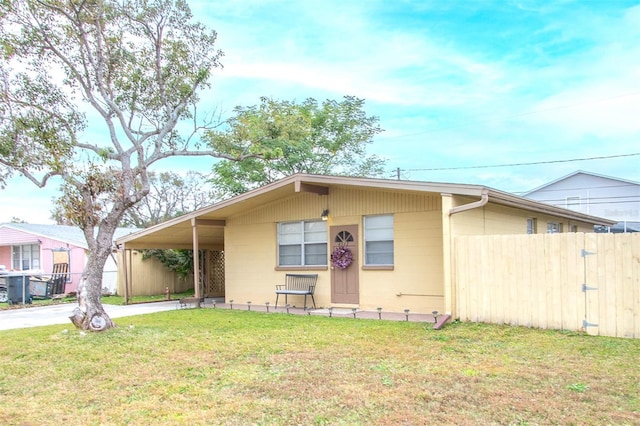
[534,195,640,203]
[539,199,640,206]
[394,152,640,173]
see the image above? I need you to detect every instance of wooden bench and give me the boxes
[275,274,318,310]
[176,297,203,309]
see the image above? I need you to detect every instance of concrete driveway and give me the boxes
[0,301,178,331]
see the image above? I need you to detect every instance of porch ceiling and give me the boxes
[121,220,225,250]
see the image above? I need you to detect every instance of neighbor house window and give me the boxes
[364,215,394,265]
[547,222,563,233]
[277,221,327,267]
[566,196,581,211]
[12,244,40,270]
[527,218,537,234]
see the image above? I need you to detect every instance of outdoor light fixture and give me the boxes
[321,209,329,221]
[328,306,333,317]
[265,301,270,313]
[229,300,234,310]
[377,307,383,320]
[432,310,439,324]
[404,309,410,321]
[247,301,252,311]
[352,307,357,319]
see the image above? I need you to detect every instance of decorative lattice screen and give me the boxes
[204,250,225,297]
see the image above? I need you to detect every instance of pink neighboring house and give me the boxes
[0,223,138,294]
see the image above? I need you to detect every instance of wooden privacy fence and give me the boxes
[117,250,224,297]
[117,251,194,297]
[454,233,640,339]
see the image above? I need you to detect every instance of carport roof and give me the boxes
[115,173,616,250]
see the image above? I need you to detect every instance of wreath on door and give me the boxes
[331,246,353,269]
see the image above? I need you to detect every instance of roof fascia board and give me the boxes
[489,191,616,225]
[295,174,485,197]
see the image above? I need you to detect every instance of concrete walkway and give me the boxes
[202,300,447,326]
[0,301,177,331]
[0,299,447,331]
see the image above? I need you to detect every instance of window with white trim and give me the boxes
[12,244,40,270]
[364,215,394,265]
[277,221,327,267]
[547,222,563,233]
[526,218,537,234]
[566,196,581,211]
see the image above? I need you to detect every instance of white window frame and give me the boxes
[526,218,537,234]
[12,244,40,270]
[277,220,327,267]
[364,215,394,266]
[566,196,581,211]
[547,222,563,234]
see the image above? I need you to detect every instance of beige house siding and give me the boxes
[223,188,445,312]
[329,187,440,216]
[224,222,280,305]
[381,210,444,312]
[450,196,594,237]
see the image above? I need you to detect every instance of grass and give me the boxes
[0,309,638,425]
[101,290,195,305]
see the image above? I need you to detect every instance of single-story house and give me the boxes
[115,174,616,315]
[0,223,138,296]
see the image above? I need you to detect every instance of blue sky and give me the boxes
[2,0,640,223]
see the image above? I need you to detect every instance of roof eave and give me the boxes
[488,190,617,225]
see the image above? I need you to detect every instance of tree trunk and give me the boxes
[69,224,118,331]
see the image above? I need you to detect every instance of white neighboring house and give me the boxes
[524,171,640,233]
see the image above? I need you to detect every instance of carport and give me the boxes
[115,178,323,301]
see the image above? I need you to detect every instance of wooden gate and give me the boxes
[454,233,640,339]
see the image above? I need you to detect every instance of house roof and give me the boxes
[0,223,139,249]
[524,170,640,195]
[116,173,616,250]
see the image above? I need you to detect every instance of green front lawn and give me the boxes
[101,290,195,305]
[0,309,637,425]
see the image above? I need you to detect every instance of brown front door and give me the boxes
[331,225,359,304]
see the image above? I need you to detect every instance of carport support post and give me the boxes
[122,245,129,305]
[191,218,201,305]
